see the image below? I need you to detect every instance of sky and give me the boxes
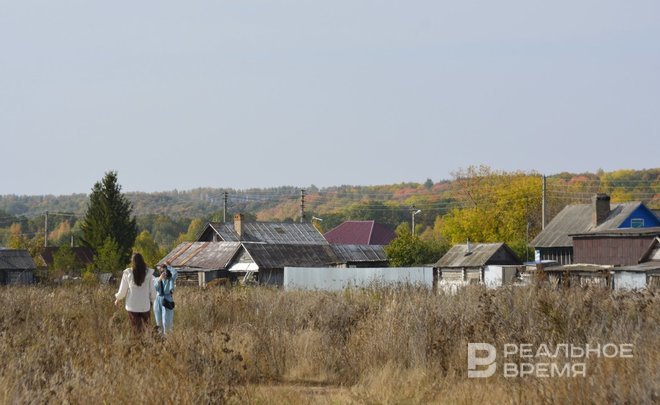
[1,1,659,195]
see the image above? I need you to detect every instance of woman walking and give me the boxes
[114,253,157,334]
[153,261,178,334]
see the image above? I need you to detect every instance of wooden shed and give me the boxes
[611,236,660,291]
[434,243,522,290]
[571,227,660,266]
[542,264,613,288]
[0,249,36,285]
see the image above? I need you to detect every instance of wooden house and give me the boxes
[434,243,522,290]
[0,249,36,285]
[532,194,660,264]
[158,241,388,287]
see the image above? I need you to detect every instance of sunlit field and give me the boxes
[0,283,657,403]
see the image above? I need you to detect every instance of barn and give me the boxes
[0,249,36,285]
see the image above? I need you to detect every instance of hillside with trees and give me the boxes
[1,167,658,268]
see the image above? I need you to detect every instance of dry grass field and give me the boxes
[0,283,657,404]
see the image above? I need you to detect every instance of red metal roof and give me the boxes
[324,221,396,245]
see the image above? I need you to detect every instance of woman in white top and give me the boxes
[114,253,157,334]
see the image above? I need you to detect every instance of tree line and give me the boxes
[0,167,658,274]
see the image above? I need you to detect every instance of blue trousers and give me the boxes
[153,297,174,334]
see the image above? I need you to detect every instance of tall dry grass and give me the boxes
[0,284,657,403]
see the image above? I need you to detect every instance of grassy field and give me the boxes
[0,283,657,404]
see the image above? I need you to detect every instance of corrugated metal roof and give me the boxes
[242,243,339,269]
[158,242,241,270]
[531,202,641,248]
[615,261,660,272]
[571,226,660,237]
[435,243,520,268]
[206,222,328,245]
[0,250,36,270]
[324,221,396,245]
[331,244,388,262]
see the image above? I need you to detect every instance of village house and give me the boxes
[158,240,388,287]
[323,220,396,245]
[0,249,36,285]
[434,242,522,291]
[531,194,660,264]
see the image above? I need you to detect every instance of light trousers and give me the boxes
[153,297,174,334]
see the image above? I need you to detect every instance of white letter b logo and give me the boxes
[468,343,497,378]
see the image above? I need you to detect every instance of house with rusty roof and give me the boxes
[158,241,388,286]
[434,242,522,290]
[531,194,660,265]
[324,220,396,245]
[0,249,36,284]
[197,214,328,245]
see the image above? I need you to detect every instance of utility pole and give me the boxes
[44,211,48,247]
[542,174,547,230]
[223,191,228,222]
[411,205,421,236]
[526,221,530,262]
[300,189,306,223]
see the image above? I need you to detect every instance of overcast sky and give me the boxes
[1,1,658,195]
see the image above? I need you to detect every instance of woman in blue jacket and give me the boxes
[154,261,178,334]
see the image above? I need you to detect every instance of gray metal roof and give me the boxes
[331,244,388,262]
[242,243,339,269]
[207,222,328,245]
[158,242,241,270]
[0,249,36,270]
[435,243,521,268]
[615,261,660,272]
[531,202,642,248]
[571,226,660,237]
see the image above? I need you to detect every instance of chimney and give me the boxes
[234,213,243,239]
[592,194,610,227]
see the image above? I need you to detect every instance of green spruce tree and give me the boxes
[80,171,137,266]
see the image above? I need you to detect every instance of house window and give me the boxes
[631,218,644,228]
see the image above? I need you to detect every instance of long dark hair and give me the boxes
[131,253,147,286]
